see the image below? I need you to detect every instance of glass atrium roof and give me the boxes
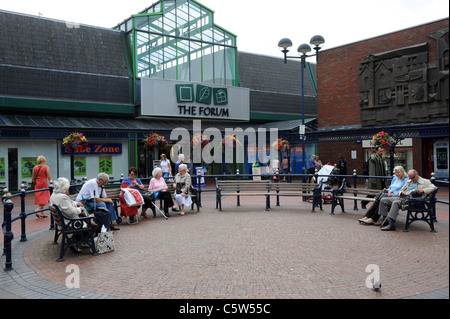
[114,0,239,92]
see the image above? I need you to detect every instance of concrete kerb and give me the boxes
[0,228,116,299]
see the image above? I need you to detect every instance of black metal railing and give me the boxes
[2,171,448,271]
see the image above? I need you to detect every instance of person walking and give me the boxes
[282,156,289,181]
[33,155,52,218]
[160,154,172,180]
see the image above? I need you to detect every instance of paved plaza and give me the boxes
[1,186,449,301]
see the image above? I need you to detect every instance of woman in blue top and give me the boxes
[122,167,145,192]
[122,167,150,220]
[359,166,408,225]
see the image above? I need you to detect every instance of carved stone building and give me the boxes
[315,18,449,180]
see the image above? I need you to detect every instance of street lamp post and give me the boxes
[278,35,325,182]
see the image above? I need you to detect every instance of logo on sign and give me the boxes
[176,84,228,106]
[177,84,195,102]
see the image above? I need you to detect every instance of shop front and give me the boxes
[0,138,130,191]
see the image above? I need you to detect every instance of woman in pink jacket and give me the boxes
[146,167,175,218]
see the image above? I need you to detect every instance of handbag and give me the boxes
[95,228,115,254]
[30,165,42,190]
[176,182,185,194]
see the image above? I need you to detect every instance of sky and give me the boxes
[1,0,449,58]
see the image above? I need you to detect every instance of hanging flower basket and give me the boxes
[192,133,209,148]
[144,133,167,150]
[223,134,242,148]
[371,131,396,150]
[273,138,290,153]
[63,132,88,153]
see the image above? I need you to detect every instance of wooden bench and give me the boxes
[70,180,199,220]
[404,187,439,232]
[215,179,322,212]
[108,183,199,220]
[67,186,122,201]
[330,179,382,215]
[49,204,98,262]
[165,183,199,212]
[269,182,323,212]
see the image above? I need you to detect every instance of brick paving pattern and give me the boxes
[1,185,449,299]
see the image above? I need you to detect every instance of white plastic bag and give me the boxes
[121,188,144,207]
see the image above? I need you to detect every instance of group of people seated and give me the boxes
[50,159,436,236]
[49,157,194,232]
[358,166,437,231]
[123,163,193,223]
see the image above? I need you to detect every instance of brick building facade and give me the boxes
[315,18,449,179]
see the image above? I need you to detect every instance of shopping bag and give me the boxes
[121,188,144,207]
[95,226,115,254]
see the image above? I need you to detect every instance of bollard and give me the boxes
[19,185,28,242]
[353,169,358,210]
[236,169,240,207]
[3,192,14,271]
[275,169,281,206]
[196,173,202,209]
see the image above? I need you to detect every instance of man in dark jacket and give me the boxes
[368,146,387,190]
[362,146,387,209]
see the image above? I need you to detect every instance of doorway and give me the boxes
[8,148,18,191]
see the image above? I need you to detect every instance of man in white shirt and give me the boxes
[76,173,120,230]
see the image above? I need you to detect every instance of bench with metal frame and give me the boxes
[215,179,322,212]
[404,187,440,232]
[107,184,199,222]
[330,179,381,215]
[49,204,98,262]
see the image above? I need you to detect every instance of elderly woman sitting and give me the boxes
[174,163,192,216]
[50,177,91,223]
[142,167,175,218]
[50,177,97,251]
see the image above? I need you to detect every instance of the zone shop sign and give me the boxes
[141,78,250,121]
[61,143,122,155]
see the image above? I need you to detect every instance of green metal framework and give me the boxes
[115,0,239,102]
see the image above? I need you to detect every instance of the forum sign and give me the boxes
[140,78,250,121]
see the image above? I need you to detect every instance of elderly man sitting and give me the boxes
[377,169,437,231]
[76,172,120,231]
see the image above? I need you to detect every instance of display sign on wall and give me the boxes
[99,156,113,174]
[141,78,250,121]
[61,144,122,155]
[0,158,5,178]
[21,157,37,178]
[73,156,86,176]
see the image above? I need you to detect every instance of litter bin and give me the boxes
[252,165,261,181]
[192,166,206,187]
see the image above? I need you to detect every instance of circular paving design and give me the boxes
[23,202,449,299]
